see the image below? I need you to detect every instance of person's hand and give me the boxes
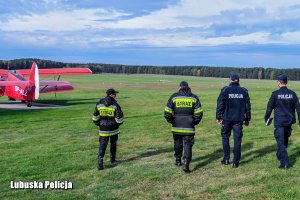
[216,119,223,125]
[244,121,250,126]
[298,124,300,130]
[94,121,100,126]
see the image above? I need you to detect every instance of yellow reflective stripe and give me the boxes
[99,132,119,136]
[92,115,100,121]
[171,128,195,133]
[99,129,120,136]
[194,109,203,114]
[164,107,173,114]
[172,96,197,102]
[115,118,123,123]
[172,98,196,103]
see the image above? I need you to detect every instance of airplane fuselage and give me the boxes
[2,71,35,101]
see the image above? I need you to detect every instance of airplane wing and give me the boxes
[39,81,74,93]
[40,81,70,86]
[40,85,74,93]
[16,68,92,76]
[0,81,30,86]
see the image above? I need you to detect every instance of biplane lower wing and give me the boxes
[40,85,74,93]
[40,81,71,86]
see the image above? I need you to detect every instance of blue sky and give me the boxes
[1,0,300,68]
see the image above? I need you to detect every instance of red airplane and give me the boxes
[0,62,92,107]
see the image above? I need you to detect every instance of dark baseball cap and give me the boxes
[179,81,189,87]
[106,88,119,95]
[278,74,288,82]
[230,73,239,81]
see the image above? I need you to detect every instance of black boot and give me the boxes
[221,159,229,165]
[98,157,104,170]
[183,160,191,173]
[175,157,182,166]
[110,155,116,164]
[232,163,239,168]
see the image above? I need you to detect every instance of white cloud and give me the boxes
[96,0,300,30]
[144,32,271,46]
[1,0,300,47]
[2,33,58,46]
[281,31,300,43]
[0,8,130,31]
[4,0,300,31]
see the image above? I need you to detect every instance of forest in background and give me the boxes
[1,58,300,80]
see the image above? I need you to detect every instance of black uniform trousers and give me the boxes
[98,134,119,159]
[173,134,194,162]
[221,121,243,164]
[274,126,292,166]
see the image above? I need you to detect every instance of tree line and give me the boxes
[1,58,300,80]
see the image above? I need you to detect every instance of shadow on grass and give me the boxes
[193,142,254,171]
[289,148,300,167]
[241,143,300,168]
[241,144,276,165]
[192,148,223,171]
[37,98,99,106]
[106,147,174,169]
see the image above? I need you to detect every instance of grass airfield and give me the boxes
[1,74,300,199]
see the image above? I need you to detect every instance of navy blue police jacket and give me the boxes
[264,86,300,127]
[216,82,251,122]
[164,88,203,135]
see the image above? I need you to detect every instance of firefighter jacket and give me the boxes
[164,88,203,135]
[264,86,300,127]
[92,96,124,137]
[216,82,251,122]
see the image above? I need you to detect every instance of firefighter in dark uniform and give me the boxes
[164,81,203,173]
[92,88,124,170]
[216,74,251,168]
[264,75,300,169]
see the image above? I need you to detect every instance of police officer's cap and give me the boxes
[179,81,189,87]
[278,74,288,83]
[230,73,239,81]
[106,88,119,95]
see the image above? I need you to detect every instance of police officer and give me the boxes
[92,88,124,170]
[216,73,251,168]
[164,81,203,173]
[264,75,300,169]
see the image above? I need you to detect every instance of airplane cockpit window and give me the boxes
[9,70,26,80]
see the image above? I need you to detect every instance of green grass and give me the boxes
[1,74,300,199]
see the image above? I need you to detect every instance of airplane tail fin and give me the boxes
[29,62,40,100]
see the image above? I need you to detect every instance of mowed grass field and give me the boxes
[1,73,300,200]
